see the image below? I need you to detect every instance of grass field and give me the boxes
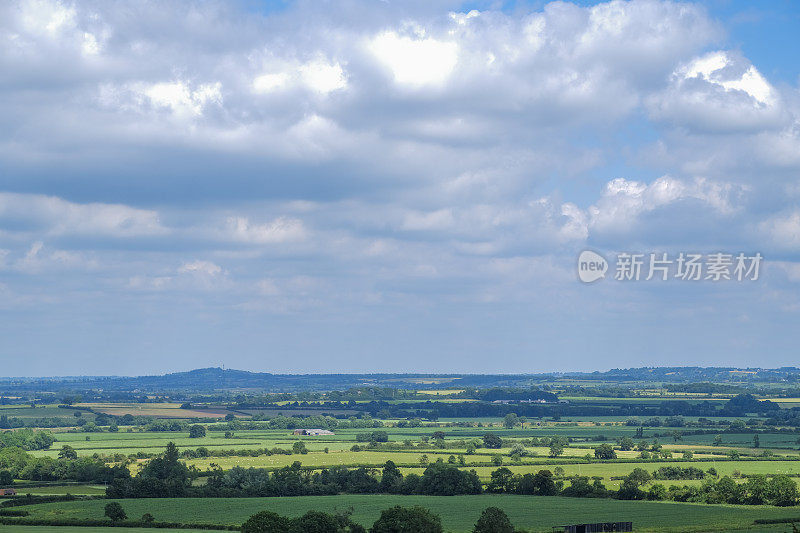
[0,526,212,533]
[20,495,800,532]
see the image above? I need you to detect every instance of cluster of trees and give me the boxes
[356,431,389,443]
[0,446,129,483]
[652,466,708,480]
[107,445,480,499]
[0,415,84,430]
[242,505,520,533]
[203,459,481,498]
[179,445,294,459]
[480,465,800,508]
[0,429,55,450]
[614,468,799,506]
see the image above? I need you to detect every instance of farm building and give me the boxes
[0,488,17,496]
[293,429,334,436]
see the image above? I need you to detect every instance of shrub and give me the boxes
[241,510,293,533]
[473,507,514,533]
[189,425,207,438]
[104,502,127,522]
[370,505,443,533]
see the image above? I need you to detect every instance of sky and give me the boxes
[1,0,799,376]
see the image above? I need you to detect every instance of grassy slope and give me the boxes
[21,495,800,532]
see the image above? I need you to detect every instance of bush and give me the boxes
[292,441,308,455]
[104,502,127,522]
[594,444,617,460]
[371,506,443,533]
[241,509,365,533]
[482,433,502,449]
[189,425,207,438]
[241,510,294,533]
[473,507,514,533]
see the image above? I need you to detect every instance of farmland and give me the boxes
[5,368,800,531]
[15,495,800,532]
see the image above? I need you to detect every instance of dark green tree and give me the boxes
[487,467,515,493]
[370,506,443,533]
[482,433,502,449]
[188,425,206,438]
[58,445,78,460]
[502,413,519,429]
[104,502,127,522]
[594,443,617,460]
[380,460,403,493]
[473,507,514,533]
[241,511,294,533]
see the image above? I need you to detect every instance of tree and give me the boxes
[647,484,667,501]
[518,469,558,496]
[0,470,13,486]
[292,441,308,454]
[768,474,798,506]
[549,442,564,458]
[483,433,502,449]
[619,437,634,451]
[744,474,770,505]
[242,511,294,533]
[58,445,78,460]
[104,502,127,522]
[503,413,520,429]
[627,467,652,486]
[594,444,617,460]
[295,510,345,533]
[487,467,515,493]
[141,513,155,524]
[473,507,514,533]
[753,434,760,448]
[188,425,206,438]
[381,460,403,493]
[370,506,443,533]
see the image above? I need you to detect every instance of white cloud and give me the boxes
[681,52,774,106]
[401,209,455,231]
[225,216,306,244]
[299,59,347,94]
[252,72,289,93]
[141,81,223,118]
[178,260,222,276]
[760,211,800,251]
[19,0,76,36]
[588,176,743,234]
[0,192,166,238]
[648,51,785,132]
[369,31,458,87]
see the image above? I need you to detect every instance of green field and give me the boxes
[19,495,800,532]
[0,526,208,533]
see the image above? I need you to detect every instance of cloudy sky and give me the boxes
[1,0,799,376]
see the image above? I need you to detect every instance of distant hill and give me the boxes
[1,366,799,394]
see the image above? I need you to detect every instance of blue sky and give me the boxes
[1,0,799,376]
